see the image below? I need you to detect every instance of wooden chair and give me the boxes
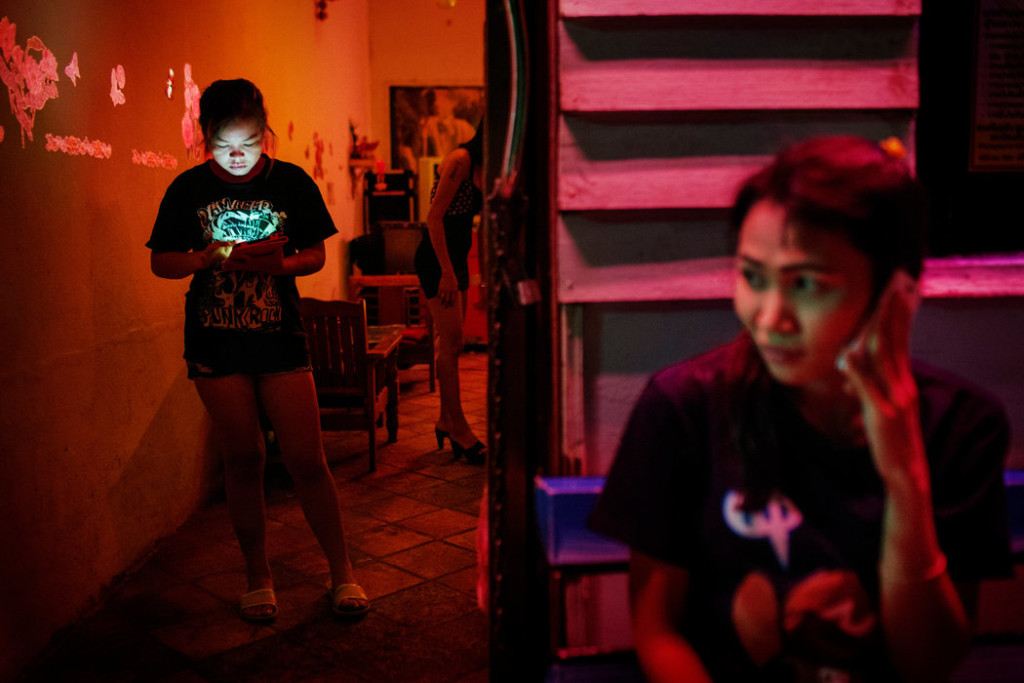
[300,297,389,472]
[354,280,436,393]
[397,285,436,393]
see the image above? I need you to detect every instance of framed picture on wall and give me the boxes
[389,86,484,173]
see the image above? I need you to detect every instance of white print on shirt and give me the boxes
[197,270,282,330]
[195,196,286,331]
[723,490,803,568]
[198,197,285,244]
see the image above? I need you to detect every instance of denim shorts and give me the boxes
[186,360,312,380]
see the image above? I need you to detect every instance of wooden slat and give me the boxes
[558,114,915,211]
[919,258,1024,299]
[557,212,731,302]
[562,61,918,112]
[559,19,919,113]
[561,0,921,18]
[560,158,769,210]
[557,256,1024,304]
[559,305,587,475]
[559,256,735,303]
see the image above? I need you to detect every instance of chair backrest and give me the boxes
[401,286,431,329]
[300,298,370,398]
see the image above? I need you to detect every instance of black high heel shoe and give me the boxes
[451,440,486,465]
[434,428,450,450]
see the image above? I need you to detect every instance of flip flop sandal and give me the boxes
[239,587,277,623]
[330,583,370,619]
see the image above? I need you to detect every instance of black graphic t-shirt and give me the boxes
[589,337,1013,682]
[147,156,337,371]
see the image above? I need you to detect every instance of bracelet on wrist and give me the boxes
[919,553,948,581]
[886,553,948,584]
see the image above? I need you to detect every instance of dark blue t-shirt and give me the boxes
[590,336,1012,682]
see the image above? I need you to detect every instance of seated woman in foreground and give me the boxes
[590,136,1012,682]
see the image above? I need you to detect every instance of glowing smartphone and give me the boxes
[231,233,288,258]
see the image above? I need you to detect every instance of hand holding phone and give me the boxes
[836,269,923,476]
[223,233,288,272]
[229,233,288,259]
[836,269,919,373]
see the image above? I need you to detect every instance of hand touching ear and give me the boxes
[836,270,924,485]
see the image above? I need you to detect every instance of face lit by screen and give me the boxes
[210,118,264,177]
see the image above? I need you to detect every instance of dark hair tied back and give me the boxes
[460,121,484,167]
[731,135,928,299]
[199,78,274,154]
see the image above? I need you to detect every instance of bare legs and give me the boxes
[194,371,361,619]
[194,375,271,600]
[427,292,482,450]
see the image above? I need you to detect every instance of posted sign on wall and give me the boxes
[971,0,1024,171]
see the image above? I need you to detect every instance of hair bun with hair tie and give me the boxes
[879,136,907,161]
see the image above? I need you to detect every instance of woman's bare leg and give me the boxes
[428,292,479,449]
[257,371,358,590]
[194,375,274,617]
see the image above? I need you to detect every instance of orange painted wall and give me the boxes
[367,0,485,169]
[0,1,371,677]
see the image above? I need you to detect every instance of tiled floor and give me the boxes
[24,353,490,683]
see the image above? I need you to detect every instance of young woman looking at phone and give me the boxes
[590,136,1012,682]
[147,79,368,623]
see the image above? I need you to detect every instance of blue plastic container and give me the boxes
[534,476,629,567]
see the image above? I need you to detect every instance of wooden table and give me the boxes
[351,274,421,290]
[350,274,421,325]
[367,324,404,442]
